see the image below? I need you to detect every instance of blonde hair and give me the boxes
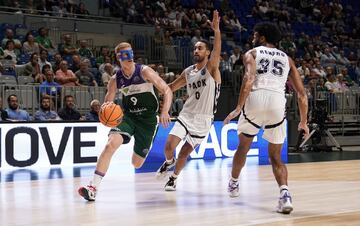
[115,42,132,52]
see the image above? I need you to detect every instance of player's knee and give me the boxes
[132,160,144,169]
[104,141,118,154]
[269,155,283,166]
[165,141,175,152]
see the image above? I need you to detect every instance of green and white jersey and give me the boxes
[116,64,159,118]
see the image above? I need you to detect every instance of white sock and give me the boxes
[91,170,105,188]
[279,185,289,196]
[166,158,174,164]
[231,176,239,182]
[171,173,178,179]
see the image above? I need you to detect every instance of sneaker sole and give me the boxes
[164,186,176,191]
[277,206,293,214]
[229,193,240,198]
[78,187,95,201]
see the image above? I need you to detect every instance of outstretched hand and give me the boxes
[210,10,220,32]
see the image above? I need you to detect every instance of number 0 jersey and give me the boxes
[181,65,221,117]
[116,64,159,118]
[252,46,290,94]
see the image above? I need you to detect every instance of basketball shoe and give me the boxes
[156,158,176,180]
[78,185,97,201]
[228,178,240,197]
[277,191,293,214]
[164,175,177,191]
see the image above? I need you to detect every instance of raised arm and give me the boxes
[142,66,172,127]
[224,50,256,124]
[288,57,309,137]
[168,70,186,92]
[207,10,221,83]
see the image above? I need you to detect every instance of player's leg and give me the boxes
[78,116,134,201]
[132,116,158,168]
[156,121,186,179]
[164,141,193,191]
[78,133,124,201]
[228,133,254,197]
[263,120,292,214]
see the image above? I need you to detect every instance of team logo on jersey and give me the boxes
[120,87,129,95]
[133,75,140,82]
[201,69,206,75]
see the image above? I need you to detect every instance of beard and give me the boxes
[193,55,205,63]
[41,105,50,111]
[9,104,18,110]
[253,40,261,48]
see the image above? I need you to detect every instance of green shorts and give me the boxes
[109,114,158,158]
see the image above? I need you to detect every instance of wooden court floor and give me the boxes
[1,159,360,226]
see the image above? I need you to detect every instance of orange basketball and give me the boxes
[99,102,124,127]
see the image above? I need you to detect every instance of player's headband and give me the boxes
[116,49,134,61]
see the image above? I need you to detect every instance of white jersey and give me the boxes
[252,46,290,94]
[180,65,221,117]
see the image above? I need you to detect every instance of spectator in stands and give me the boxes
[320,47,337,68]
[5,94,31,121]
[3,40,18,64]
[34,96,61,121]
[58,95,81,120]
[22,32,40,55]
[279,34,296,53]
[313,59,327,78]
[325,73,342,93]
[220,52,232,81]
[39,67,62,98]
[52,53,62,72]
[317,78,328,91]
[71,54,81,73]
[297,60,310,81]
[85,99,100,121]
[340,67,355,87]
[98,55,112,74]
[156,64,168,83]
[96,46,110,67]
[335,74,349,92]
[35,27,55,52]
[0,97,9,121]
[59,34,78,56]
[102,63,113,86]
[191,29,202,46]
[75,60,97,86]
[38,49,52,72]
[75,2,90,18]
[36,0,52,16]
[78,40,93,59]
[23,53,44,83]
[229,46,241,65]
[52,0,68,17]
[1,28,22,51]
[55,60,80,86]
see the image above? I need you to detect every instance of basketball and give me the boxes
[99,102,123,127]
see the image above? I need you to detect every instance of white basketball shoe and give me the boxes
[277,191,293,214]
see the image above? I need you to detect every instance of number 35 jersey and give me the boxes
[116,64,159,118]
[253,46,290,95]
[181,65,221,117]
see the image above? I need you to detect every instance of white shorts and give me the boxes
[170,112,213,148]
[237,90,287,144]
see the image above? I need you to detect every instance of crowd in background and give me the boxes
[0,0,359,122]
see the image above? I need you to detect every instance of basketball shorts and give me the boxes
[109,114,158,158]
[237,90,287,144]
[170,112,213,148]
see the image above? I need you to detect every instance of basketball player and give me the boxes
[155,10,221,191]
[78,42,172,201]
[223,22,309,214]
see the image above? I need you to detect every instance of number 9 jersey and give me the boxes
[253,46,290,95]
